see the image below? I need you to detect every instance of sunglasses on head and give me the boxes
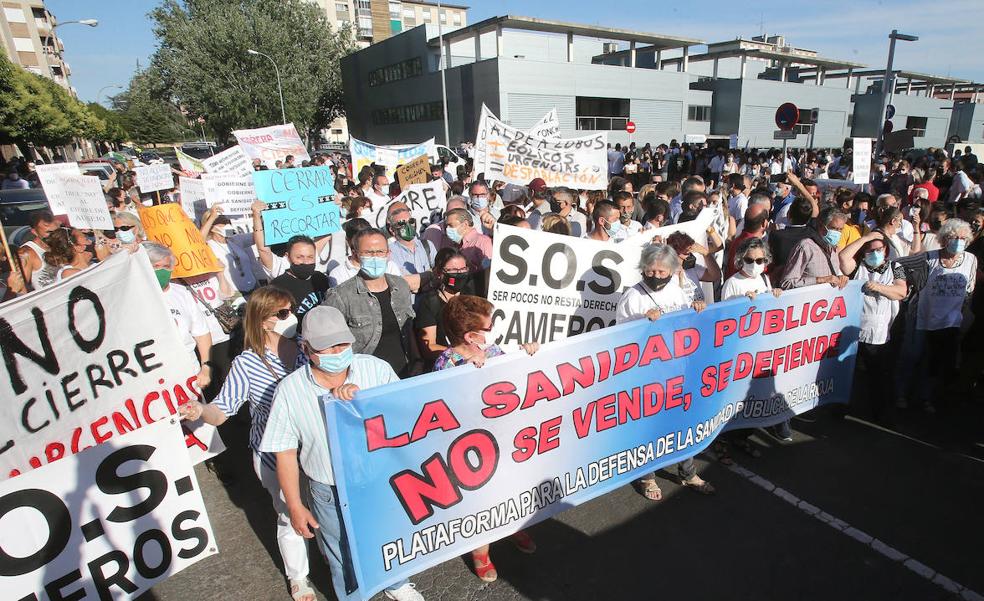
[742,257,768,265]
[271,309,292,320]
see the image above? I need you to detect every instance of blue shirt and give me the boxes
[388,237,434,276]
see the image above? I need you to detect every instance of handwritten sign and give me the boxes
[134,163,174,194]
[179,176,207,222]
[233,123,310,168]
[253,165,339,245]
[349,137,435,181]
[528,107,561,138]
[852,138,872,185]
[371,180,446,230]
[202,145,253,178]
[396,154,430,189]
[47,174,114,230]
[202,173,256,216]
[35,162,81,214]
[261,198,342,245]
[175,147,206,175]
[140,203,222,278]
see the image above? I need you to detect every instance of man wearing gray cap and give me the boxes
[260,305,425,601]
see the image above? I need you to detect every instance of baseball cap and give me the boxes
[301,306,355,351]
[528,178,547,193]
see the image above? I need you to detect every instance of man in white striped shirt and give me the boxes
[260,306,425,601]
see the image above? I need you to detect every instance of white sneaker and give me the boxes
[384,582,425,601]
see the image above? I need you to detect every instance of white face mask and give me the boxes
[272,312,298,338]
[470,332,491,351]
[743,262,766,278]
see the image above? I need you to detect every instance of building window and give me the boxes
[389,1,401,19]
[906,116,927,137]
[687,105,711,122]
[336,2,349,13]
[422,9,432,22]
[576,96,630,131]
[439,10,447,23]
[372,101,444,125]
[368,56,423,87]
[453,12,462,25]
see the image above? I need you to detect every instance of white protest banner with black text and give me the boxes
[133,164,174,194]
[370,180,447,231]
[349,137,436,181]
[0,249,220,480]
[233,123,310,168]
[202,173,256,216]
[35,162,81,214]
[42,174,114,230]
[201,145,253,178]
[528,108,561,138]
[0,418,217,600]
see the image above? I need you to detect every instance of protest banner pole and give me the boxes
[0,218,24,286]
[155,190,161,205]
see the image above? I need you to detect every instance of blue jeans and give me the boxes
[308,480,408,600]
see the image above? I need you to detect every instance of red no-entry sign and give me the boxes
[625,121,636,134]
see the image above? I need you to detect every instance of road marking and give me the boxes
[727,463,984,601]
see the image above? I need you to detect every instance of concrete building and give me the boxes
[311,0,466,47]
[950,102,984,144]
[0,0,74,91]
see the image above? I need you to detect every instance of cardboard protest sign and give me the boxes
[370,180,446,231]
[488,210,716,351]
[349,137,435,181]
[0,249,222,480]
[253,166,341,245]
[179,176,207,222]
[480,114,608,190]
[852,138,872,185]
[44,174,114,230]
[396,154,430,189]
[1,418,218,600]
[327,283,862,598]
[528,107,561,138]
[175,147,206,175]
[140,203,223,278]
[133,163,175,194]
[233,123,310,168]
[201,173,256,216]
[35,162,82,214]
[202,145,253,178]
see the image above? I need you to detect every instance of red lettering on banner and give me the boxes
[612,343,639,375]
[521,371,560,410]
[366,400,460,451]
[481,381,519,418]
[557,355,596,395]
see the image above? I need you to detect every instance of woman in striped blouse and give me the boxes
[180,286,315,601]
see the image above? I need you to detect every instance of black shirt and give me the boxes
[271,271,330,323]
[414,289,450,350]
[373,287,408,375]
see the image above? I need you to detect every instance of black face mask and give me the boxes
[549,201,562,213]
[643,274,672,292]
[288,262,316,280]
[682,254,697,270]
[930,220,943,231]
[442,271,470,292]
[972,222,982,235]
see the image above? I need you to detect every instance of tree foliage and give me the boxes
[0,52,108,148]
[150,0,356,143]
[112,68,197,144]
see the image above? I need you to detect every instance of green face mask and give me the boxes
[397,221,417,242]
[154,268,172,289]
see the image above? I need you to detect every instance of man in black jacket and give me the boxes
[768,196,814,281]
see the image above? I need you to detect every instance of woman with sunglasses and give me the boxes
[433,294,539,582]
[179,286,316,601]
[94,212,144,260]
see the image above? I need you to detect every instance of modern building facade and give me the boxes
[0,0,73,90]
[341,14,982,151]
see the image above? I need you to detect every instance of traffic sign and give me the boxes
[775,103,800,131]
[625,121,636,134]
[886,104,896,120]
[774,130,798,140]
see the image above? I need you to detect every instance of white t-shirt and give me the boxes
[854,261,905,345]
[680,255,708,302]
[163,284,210,366]
[180,276,231,345]
[917,250,977,331]
[327,257,402,288]
[615,278,691,323]
[722,271,772,300]
[728,193,748,225]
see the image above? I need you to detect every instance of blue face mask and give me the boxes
[864,250,885,268]
[470,195,489,211]
[317,346,353,374]
[947,238,967,255]
[822,229,841,247]
[359,256,388,279]
[604,219,625,240]
[117,228,136,244]
[446,225,463,244]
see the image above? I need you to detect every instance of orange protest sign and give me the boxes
[396,155,430,189]
[139,203,222,278]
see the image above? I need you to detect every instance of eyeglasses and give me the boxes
[359,249,388,257]
[742,257,768,265]
[392,218,416,228]
[270,309,292,320]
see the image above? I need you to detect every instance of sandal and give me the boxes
[511,530,537,554]
[713,441,734,465]
[635,478,663,501]
[734,439,762,458]
[289,578,316,601]
[681,475,716,495]
[472,550,498,582]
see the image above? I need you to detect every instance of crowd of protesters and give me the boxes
[2,136,983,601]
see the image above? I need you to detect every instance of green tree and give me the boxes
[149,0,355,144]
[0,52,107,156]
[113,68,197,144]
[86,102,128,143]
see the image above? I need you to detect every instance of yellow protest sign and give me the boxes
[396,154,430,189]
[139,203,222,278]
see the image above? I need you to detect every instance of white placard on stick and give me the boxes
[134,163,175,194]
[852,137,872,185]
[202,145,253,178]
[47,174,114,230]
[202,173,256,216]
[35,162,82,214]
[179,176,207,222]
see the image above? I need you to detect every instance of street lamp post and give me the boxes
[874,30,918,158]
[45,19,98,80]
[437,0,450,147]
[97,84,122,106]
[246,49,287,125]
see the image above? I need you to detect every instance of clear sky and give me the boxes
[48,0,984,105]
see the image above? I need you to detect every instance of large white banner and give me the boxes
[0,418,218,600]
[201,145,253,178]
[202,173,256,216]
[474,106,563,177]
[134,164,174,194]
[41,173,114,230]
[0,249,221,480]
[528,107,561,138]
[35,162,82,214]
[852,137,872,185]
[233,123,310,168]
[369,180,447,231]
[349,137,436,181]
[488,210,715,350]
[480,114,608,190]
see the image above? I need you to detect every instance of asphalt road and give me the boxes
[141,378,984,601]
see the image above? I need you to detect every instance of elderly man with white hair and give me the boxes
[615,243,713,501]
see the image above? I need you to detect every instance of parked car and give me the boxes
[180,142,218,159]
[139,151,165,165]
[0,188,67,246]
